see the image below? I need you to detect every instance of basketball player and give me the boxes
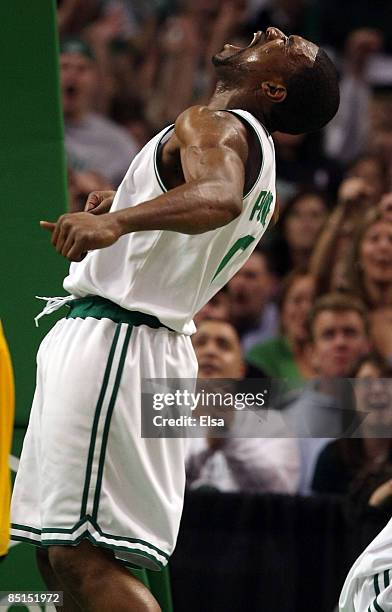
[340,511,392,610]
[11,27,339,611]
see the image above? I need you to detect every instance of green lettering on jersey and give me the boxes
[249,190,273,225]
[212,235,255,281]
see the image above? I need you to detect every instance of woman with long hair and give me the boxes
[312,353,392,495]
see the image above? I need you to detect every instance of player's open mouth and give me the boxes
[213,31,264,64]
[223,31,263,53]
[248,31,263,48]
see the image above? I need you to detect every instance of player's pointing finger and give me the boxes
[40,221,56,232]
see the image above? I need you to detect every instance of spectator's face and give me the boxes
[355,362,392,433]
[360,221,392,285]
[228,253,274,324]
[194,291,230,326]
[192,320,245,379]
[281,275,314,343]
[312,310,368,377]
[284,195,328,252]
[61,52,96,118]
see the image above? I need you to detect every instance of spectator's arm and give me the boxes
[222,437,300,494]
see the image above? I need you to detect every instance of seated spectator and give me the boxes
[186,319,299,494]
[283,293,370,494]
[312,353,392,495]
[228,249,279,353]
[247,270,315,380]
[60,38,139,187]
[270,190,329,278]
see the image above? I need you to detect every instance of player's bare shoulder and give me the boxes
[174,106,249,161]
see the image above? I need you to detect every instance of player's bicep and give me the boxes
[175,107,249,200]
[180,144,246,195]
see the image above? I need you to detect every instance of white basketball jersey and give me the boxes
[339,518,392,611]
[64,110,276,334]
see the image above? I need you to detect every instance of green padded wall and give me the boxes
[0,1,68,425]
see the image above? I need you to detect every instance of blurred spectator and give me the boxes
[273,130,343,204]
[57,0,100,38]
[325,28,383,164]
[147,0,248,127]
[68,167,113,212]
[283,293,370,494]
[228,249,279,353]
[319,0,392,52]
[368,93,392,184]
[310,176,384,296]
[313,353,392,495]
[60,38,139,187]
[271,190,329,277]
[343,465,392,570]
[347,153,389,204]
[246,0,318,42]
[194,287,231,328]
[379,192,392,222]
[346,210,392,307]
[186,319,299,493]
[247,270,315,380]
[344,210,392,358]
[110,98,154,149]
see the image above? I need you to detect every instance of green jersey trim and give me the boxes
[12,518,169,561]
[66,296,174,330]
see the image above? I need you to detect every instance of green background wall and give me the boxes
[0,6,173,610]
[1,0,68,427]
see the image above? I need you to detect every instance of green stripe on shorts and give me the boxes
[80,324,121,518]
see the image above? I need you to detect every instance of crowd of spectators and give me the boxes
[57,0,392,516]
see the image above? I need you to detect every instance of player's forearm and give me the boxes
[111,179,242,236]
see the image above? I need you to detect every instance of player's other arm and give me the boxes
[41,107,249,260]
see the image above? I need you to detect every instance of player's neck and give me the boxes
[209,82,255,114]
[208,83,266,125]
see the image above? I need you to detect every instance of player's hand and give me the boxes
[40,212,121,261]
[84,190,116,215]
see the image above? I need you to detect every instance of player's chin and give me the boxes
[212,53,233,67]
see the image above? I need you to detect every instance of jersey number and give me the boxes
[212,235,255,281]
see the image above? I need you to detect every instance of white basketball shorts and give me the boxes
[11,297,198,570]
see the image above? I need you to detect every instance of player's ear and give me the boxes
[261,80,287,103]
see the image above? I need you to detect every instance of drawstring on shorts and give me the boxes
[34,295,75,327]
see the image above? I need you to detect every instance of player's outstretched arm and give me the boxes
[41,107,249,261]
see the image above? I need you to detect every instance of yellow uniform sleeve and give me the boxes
[0,321,15,557]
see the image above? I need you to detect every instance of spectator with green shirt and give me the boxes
[246,270,315,380]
